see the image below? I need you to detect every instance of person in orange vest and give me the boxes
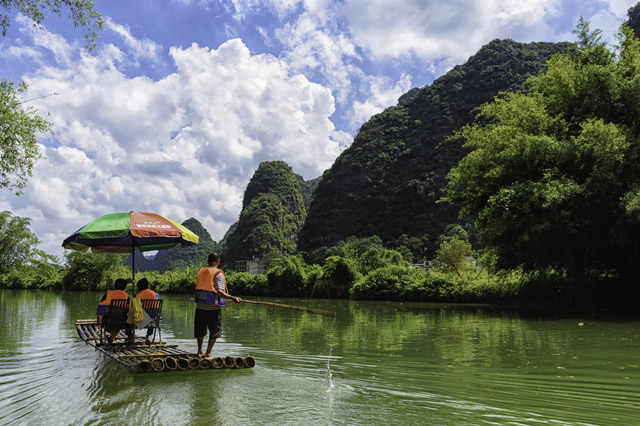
[97,278,133,343]
[135,278,159,344]
[194,252,242,357]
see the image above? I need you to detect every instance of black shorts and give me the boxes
[194,308,222,340]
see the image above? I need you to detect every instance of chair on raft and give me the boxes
[139,299,164,344]
[98,299,131,345]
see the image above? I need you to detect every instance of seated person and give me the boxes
[97,278,133,343]
[135,278,159,344]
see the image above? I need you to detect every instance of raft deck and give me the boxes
[75,319,255,373]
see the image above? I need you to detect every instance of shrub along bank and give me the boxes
[0,244,619,307]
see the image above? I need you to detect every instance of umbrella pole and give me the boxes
[131,241,135,296]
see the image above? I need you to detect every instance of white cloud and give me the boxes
[342,0,561,63]
[3,45,42,62]
[15,14,75,67]
[587,0,637,43]
[349,73,413,128]
[107,19,162,64]
[229,0,302,20]
[275,12,361,103]
[602,0,635,17]
[2,21,346,259]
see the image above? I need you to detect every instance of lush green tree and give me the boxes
[436,224,469,246]
[0,211,62,290]
[356,247,408,275]
[433,237,473,276]
[444,20,640,281]
[1,0,103,49]
[0,80,52,194]
[1,2,103,195]
[392,234,430,262]
[0,260,63,289]
[62,251,124,290]
[0,210,41,272]
[313,255,360,298]
[265,254,308,297]
[226,271,268,296]
[342,235,384,259]
[350,265,428,301]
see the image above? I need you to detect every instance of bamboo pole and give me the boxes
[211,357,224,369]
[233,357,245,369]
[177,358,189,370]
[243,356,256,368]
[222,356,235,368]
[151,358,166,372]
[77,327,88,341]
[165,357,178,370]
[242,300,336,317]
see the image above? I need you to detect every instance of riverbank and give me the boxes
[2,260,638,310]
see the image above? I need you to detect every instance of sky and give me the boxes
[0,0,637,260]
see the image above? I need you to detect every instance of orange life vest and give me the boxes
[97,289,129,320]
[195,267,224,305]
[136,288,158,299]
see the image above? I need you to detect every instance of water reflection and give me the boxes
[1,290,640,424]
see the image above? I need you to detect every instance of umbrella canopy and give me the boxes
[62,211,199,253]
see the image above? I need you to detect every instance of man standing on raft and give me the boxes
[194,252,242,357]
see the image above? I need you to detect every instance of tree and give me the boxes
[357,247,408,275]
[1,1,103,194]
[313,256,360,298]
[1,0,103,50]
[62,251,123,290]
[265,254,310,297]
[0,80,52,194]
[433,237,473,277]
[436,224,469,246]
[0,210,40,273]
[444,20,640,281]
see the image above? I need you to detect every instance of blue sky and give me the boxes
[0,0,636,258]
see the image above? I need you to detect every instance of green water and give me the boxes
[1,289,639,425]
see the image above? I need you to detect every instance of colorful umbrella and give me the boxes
[62,211,199,282]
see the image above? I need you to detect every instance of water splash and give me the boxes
[324,315,337,393]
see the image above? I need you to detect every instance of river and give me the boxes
[0,289,639,425]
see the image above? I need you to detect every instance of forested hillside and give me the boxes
[296,174,322,210]
[298,39,571,256]
[221,161,307,266]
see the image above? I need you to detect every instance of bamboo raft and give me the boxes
[75,319,255,373]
